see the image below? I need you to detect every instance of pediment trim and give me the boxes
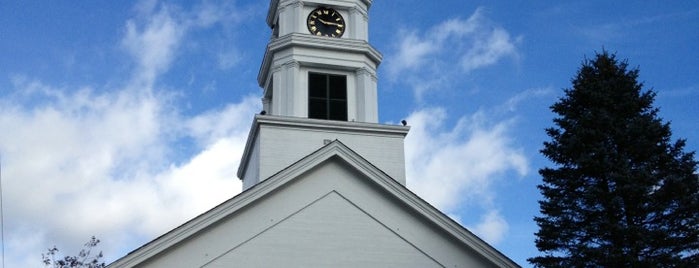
[109,140,518,267]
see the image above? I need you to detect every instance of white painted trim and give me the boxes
[109,140,520,268]
[267,0,373,27]
[258,33,382,87]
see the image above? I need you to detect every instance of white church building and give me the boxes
[109,0,520,267]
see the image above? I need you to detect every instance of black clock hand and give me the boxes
[318,18,342,27]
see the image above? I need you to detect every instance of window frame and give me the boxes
[308,72,347,121]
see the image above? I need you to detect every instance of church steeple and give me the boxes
[110,4,520,266]
[258,0,381,123]
[238,0,408,190]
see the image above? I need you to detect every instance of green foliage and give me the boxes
[529,51,699,267]
[42,236,106,268]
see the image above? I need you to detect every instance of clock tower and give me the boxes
[238,0,409,189]
[258,0,380,122]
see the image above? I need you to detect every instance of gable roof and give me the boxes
[109,140,520,267]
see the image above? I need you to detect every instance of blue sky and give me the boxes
[1,0,697,266]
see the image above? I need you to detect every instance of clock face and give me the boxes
[307,7,345,38]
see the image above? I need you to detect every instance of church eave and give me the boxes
[257,33,383,87]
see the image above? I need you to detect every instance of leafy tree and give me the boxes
[42,236,106,268]
[529,51,699,267]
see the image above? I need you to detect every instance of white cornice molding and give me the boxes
[266,0,279,27]
[282,59,300,69]
[257,114,407,135]
[267,0,373,27]
[258,33,382,87]
[356,66,378,81]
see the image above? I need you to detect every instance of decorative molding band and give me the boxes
[349,5,369,20]
[258,33,382,86]
[257,114,408,135]
[268,0,372,27]
[282,60,301,69]
[356,67,378,81]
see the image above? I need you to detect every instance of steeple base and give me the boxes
[238,115,409,189]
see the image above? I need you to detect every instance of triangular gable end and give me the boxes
[109,141,519,267]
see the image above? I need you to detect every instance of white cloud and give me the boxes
[387,14,480,76]
[385,7,519,99]
[0,1,259,266]
[499,87,555,113]
[186,100,258,145]
[2,60,255,266]
[217,49,243,70]
[469,210,510,245]
[122,0,248,86]
[390,32,437,73]
[461,28,517,73]
[404,107,528,245]
[123,5,185,87]
[406,108,528,211]
[0,78,259,266]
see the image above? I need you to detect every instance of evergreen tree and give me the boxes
[529,51,699,267]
